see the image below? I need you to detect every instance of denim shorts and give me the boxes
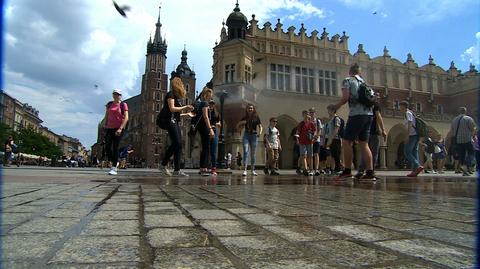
[299,144,313,156]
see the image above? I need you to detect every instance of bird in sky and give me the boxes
[112,0,130,18]
[372,11,377,15]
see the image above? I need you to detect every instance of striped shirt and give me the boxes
[450,115,476,144]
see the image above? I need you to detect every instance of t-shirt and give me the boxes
[208,107,220,130]
[195,100,209,130]
[296,121,316,145]
[241,116,261,134]
[161,91,181,122]
[342,75,373,117]
[313,118,323,143]
[265,126,280,149]
[106,102,128,129]
[325,116,342,141]
[404,110,417,136]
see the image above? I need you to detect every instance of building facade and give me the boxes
[212,3,479,169]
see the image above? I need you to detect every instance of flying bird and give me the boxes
[113,0,130,18]
[372,11,377,15]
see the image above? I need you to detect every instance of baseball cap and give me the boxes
[112,89,122,95]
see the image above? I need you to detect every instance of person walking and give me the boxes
[399,101,424,177]
[333,63,375,180]
[236,152,242,169]
[158,77,194,177]
[324,105,343,175]
[450,107,476,176]
[355,102,387,179]
[421,137,436,173]
[208,99,220,176]
[236,104,262,176]
[433,136,447,174]
[197,87,216,176]
[4,136,17,167]
[309,108,324,176]
[264,117,282,175]
[104,89,129,175]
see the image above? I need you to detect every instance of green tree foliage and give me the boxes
[9,127,62,158]
[0,123,15,144]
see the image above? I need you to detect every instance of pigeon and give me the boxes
[372,11,377,15]
[113,0,130,18]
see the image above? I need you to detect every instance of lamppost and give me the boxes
[216,89,228,168]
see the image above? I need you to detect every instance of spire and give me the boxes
[383,46,390,57]
[153,4,163,43]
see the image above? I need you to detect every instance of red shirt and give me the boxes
[297,121,316,145]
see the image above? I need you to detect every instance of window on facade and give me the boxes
[156,91,161,101]
[394,100,400,110]
[270,64,291,91]
[393,72,399,88]
[436,104,444,114]
[416,75,422,91]
[244,65,252,84]
[416,103,422,112]
[158,72,162,78]
[157,81,160,89]
[156,103,160,112]
[225,64,235,83]
[318,70,337,96]
[185,84,190,92]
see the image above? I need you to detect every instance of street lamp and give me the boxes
[216,89,228,168]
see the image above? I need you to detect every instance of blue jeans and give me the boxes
[404,135,420,170]
[210,130,218,168]
[243,132,258,168]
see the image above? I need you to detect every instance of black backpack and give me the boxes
[354,75,376,108]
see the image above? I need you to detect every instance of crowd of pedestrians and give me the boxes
[95,63,477,179]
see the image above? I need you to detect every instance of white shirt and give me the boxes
[265,126,280,149]
[405,110,417,136]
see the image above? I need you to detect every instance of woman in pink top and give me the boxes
[104,89,129,175]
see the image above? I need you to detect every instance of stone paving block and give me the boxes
[415,219,476,233]
[420,210,475,222]
[1,213,34,225]
[50,236,140,264]
[144,214,194,228]
[10,217,80,234]
[2,234,62,260]
[241,213,294,226]
[328,224,408,242]
[92,210,138,220]
[147,227,209,247]
[225,207,263,214]
[263,225,337,242]
[293,215,357,228]
[370,264,436,269]
[100,203,139,211]
[188,209,237,220]
[268,207,319,217]
[213,202,251,209]
[48,263,140,268]
[379,212,432,221]
[45,208,91,218]
[219,235,304,262]
[81,220,139,236]
[305,240,398,267]
[200,220,261,236]
[376,239,474,268]
[154,247,235,269]
[248,258,339,269]
[178,202,218,210]
[407,228,475,249]
[362,217,429,231]
[2,205,48,213]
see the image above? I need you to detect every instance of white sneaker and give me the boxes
[108,167,117,175]
[172,170,189,177]
[308,170,314,176]
[252,170,258,176]
[242,170,247,176]
[159,166,172,176]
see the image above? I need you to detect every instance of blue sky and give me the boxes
[3,0,479,148]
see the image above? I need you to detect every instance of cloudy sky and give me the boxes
[3,0,479,147]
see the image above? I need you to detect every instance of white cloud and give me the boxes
[409,0,478,22]
[6,33,17,47]
[81,30,116,64]
[337,0,383,10]
[461,32,480,65]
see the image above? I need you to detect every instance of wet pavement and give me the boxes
[1,167,477,268]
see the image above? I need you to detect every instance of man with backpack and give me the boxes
[309,108,324,176]
[399,101,424,177]
[333,63,376,180]
[325,105,343,174]
[450,107,476,176]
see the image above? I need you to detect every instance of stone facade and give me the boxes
[212,3,479,169]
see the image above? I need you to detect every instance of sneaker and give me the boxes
[308,171,314,176]
[413,166,424,176]
[406,171,417,177]
[211,168,217,177]
[314,170,320,176]
[159,167,172,176]
[424,170,430,174]
[263,167,269,175]
[335,171,352,180]
[432,170,437,174]
[242,170,247,176]
[108,167,117,175]
[320,169,326,174]
[354,171,364,179]
[201,171,210,177]
[270,170,280,175]
[252,170,258,176]
[454,170,461,174]
[296,168,302,175]
[172,170,189,177]
[303,170,309,176]
[438,170,445,174]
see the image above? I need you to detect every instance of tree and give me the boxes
[0,123,16,146]
[16,127,62,157]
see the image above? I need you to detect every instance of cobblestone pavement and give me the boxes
[1,167,477,268]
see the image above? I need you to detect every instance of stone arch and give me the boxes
[387,123,407,168]
[276,114,299,169]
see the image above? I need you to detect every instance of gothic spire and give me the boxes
[153,5,163,44]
